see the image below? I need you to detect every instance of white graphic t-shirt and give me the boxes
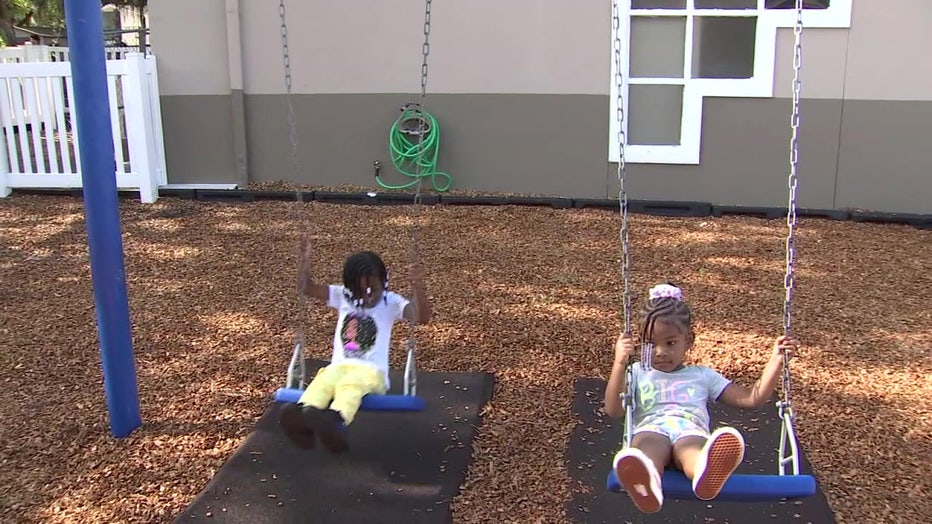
[630,365,732,433]
[328,284,410,387]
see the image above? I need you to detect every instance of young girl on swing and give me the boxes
[279,242,431,453]
[604,283,798,513]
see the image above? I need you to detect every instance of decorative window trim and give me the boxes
[608,0,852,165]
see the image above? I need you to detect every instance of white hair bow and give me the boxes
[649,283,684,301]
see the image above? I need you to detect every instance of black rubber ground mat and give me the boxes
[175,361,494,523]
[566,377,836,523]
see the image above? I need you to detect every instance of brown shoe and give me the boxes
[279,403,316,449]
[304,407,349,453]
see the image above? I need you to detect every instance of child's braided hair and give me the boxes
[342,251,389,305]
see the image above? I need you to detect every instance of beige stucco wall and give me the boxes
[149,0,931,214]
[151,0,609,96]
[842,0,932,101]
[149,0,231,96]
[238,0,610,96]
[154,1,932,101]
[774,0,932,101]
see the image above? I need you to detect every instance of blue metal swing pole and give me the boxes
[64,0,141,438]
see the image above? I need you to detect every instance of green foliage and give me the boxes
[6,0,65,28]
[2,2,148,30]
[0,1,148,47]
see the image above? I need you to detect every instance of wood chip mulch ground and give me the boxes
[1,192,929,523]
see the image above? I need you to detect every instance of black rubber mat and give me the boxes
[566,377,836,523]
[174,361,494,523]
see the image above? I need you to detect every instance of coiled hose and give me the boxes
[378,105,452,192]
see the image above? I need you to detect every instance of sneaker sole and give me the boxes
[694,431,744,500]
[279,404,316,449]
[305,408,349,454]
[615,455,662,513]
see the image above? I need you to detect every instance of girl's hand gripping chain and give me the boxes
[615,333,636,366]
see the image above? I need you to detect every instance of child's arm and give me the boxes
[403,264,432,325]
[296,239,329,301]
[718,335,799,409]
[604,333,636,418]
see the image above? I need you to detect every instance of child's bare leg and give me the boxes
[671,435,706,478]
[632,432,672,476]
[612,432,671,513]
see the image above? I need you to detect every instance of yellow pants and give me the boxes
[297,362,386,425]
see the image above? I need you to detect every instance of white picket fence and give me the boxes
[0,44,140,64]
[0,47,165,203]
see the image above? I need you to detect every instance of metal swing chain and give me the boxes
[406,0,431,311]
[280,0,300,194]
[419,0,432,105]
[612,0,638,449]
[781,0,803,425]
[613,1,631,339]
[402,0,433,396]
[777,0,804,476]
[411,0,432,220]
[279,0,309,389]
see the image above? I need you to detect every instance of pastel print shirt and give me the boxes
[327,285,410,388]
[630,365,732,433]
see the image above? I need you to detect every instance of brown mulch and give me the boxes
[0,191,929,524]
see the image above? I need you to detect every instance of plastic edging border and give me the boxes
[9,188,930,228]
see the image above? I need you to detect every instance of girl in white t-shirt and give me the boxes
[603,283,798,513]
[280,245,431,453]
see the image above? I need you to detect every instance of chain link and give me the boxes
[420,0,432,102]
[406,0,432,331]
[279,0,301,203]
[612,0,637,449]
[780,0,804,414]
[612,1,631,337]
[413,0,432,211]
[279,0,309,366]
[410,0,432,245]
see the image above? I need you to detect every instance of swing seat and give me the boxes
[605,469,817,502]
[273,386,427,411]
[278,341,425,411]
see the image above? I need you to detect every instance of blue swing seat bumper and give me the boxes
[274,387,427,411]
[606,469,817,502]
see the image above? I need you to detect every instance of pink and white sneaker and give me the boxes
[613,447,663,513]
[692,426,745,500]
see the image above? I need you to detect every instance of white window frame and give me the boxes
[609,0,852,165]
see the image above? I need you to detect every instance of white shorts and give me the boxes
[634,417,708,443]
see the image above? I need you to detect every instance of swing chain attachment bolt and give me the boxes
[286,339,307,390]
[404,338,417,397]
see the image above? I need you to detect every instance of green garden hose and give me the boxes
[379,105,452,192]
